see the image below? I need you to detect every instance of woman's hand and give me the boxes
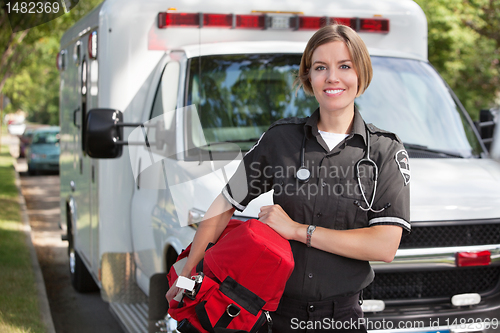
[165,194,235,304]
[258,204,303,240]
[166,278,183,304]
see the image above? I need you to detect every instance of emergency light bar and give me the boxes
[157,12,389,33]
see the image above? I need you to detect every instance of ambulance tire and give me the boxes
[67,216,99,293]
[70,249,99,293]
[148,273,170,333]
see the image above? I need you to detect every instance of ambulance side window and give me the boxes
[148,61,180,156]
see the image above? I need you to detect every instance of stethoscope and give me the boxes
[296,127,391,213]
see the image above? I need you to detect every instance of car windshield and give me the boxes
[32,131,59,144]
[185,54,482,158]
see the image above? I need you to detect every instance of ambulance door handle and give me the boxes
[136,158,141,190]
[73,107,80,128]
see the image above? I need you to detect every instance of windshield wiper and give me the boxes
[403,143,464,158]
[220,138,261,144]
[201,138,261,146]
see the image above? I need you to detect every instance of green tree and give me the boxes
[0,0,103,125]
[462,0,500,48]
[415,0,500,120]
[1,1,498,124]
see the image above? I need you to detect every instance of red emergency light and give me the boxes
[296,16,328,30]
[204,13,233,27]
[359,18,389,33]
[158,12,199,28]
[456,250,491,267]
[158,11,390,34]
[158,12,266,29]
[236,14,265,29]
[332,17,354,27]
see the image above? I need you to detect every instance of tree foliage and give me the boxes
[0,0,103,125]
[0,0,499,124]
[415,0,500,120]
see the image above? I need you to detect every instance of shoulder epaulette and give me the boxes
[268,117,308,131]
[366,123,402,143]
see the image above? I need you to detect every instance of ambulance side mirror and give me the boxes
[85,108,124,158]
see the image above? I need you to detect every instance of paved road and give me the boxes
[7,135,124,333]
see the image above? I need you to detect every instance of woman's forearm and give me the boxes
[179,193,235,277]
[293,224,402,262]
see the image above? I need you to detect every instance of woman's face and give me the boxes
[309,41,358,115]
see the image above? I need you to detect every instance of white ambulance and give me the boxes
[58,0,500,332]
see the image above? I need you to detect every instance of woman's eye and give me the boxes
[340,64,351,69]
[315,65,326,71]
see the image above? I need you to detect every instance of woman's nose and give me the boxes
[326,69,339,83]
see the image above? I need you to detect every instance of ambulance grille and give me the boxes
[399,222,500,249]
[364,266,500,301]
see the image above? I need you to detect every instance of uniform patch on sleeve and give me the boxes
[395,150,410,185]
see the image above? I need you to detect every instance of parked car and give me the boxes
[18,126,45,158]
[26,126,61,175]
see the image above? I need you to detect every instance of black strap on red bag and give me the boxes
[194,276,267,332]
[167,219,293,333]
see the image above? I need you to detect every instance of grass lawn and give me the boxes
[0,144,46,333]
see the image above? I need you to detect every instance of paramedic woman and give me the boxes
[167,24,411,332]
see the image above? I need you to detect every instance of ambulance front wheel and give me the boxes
[67,208,99,292]
[69,247,98,292]
[148,249,178,333]
[148,273,170,333]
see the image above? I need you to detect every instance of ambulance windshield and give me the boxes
[187,54,317,152]
[186,54,482,158]
[356,56,482,158]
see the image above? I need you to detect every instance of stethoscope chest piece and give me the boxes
[296,167,311,182]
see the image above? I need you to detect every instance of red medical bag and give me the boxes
[167,219,294,333]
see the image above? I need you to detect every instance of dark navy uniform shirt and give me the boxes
[223,108,411,301]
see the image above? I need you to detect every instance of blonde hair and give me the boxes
[297,24,372,97]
